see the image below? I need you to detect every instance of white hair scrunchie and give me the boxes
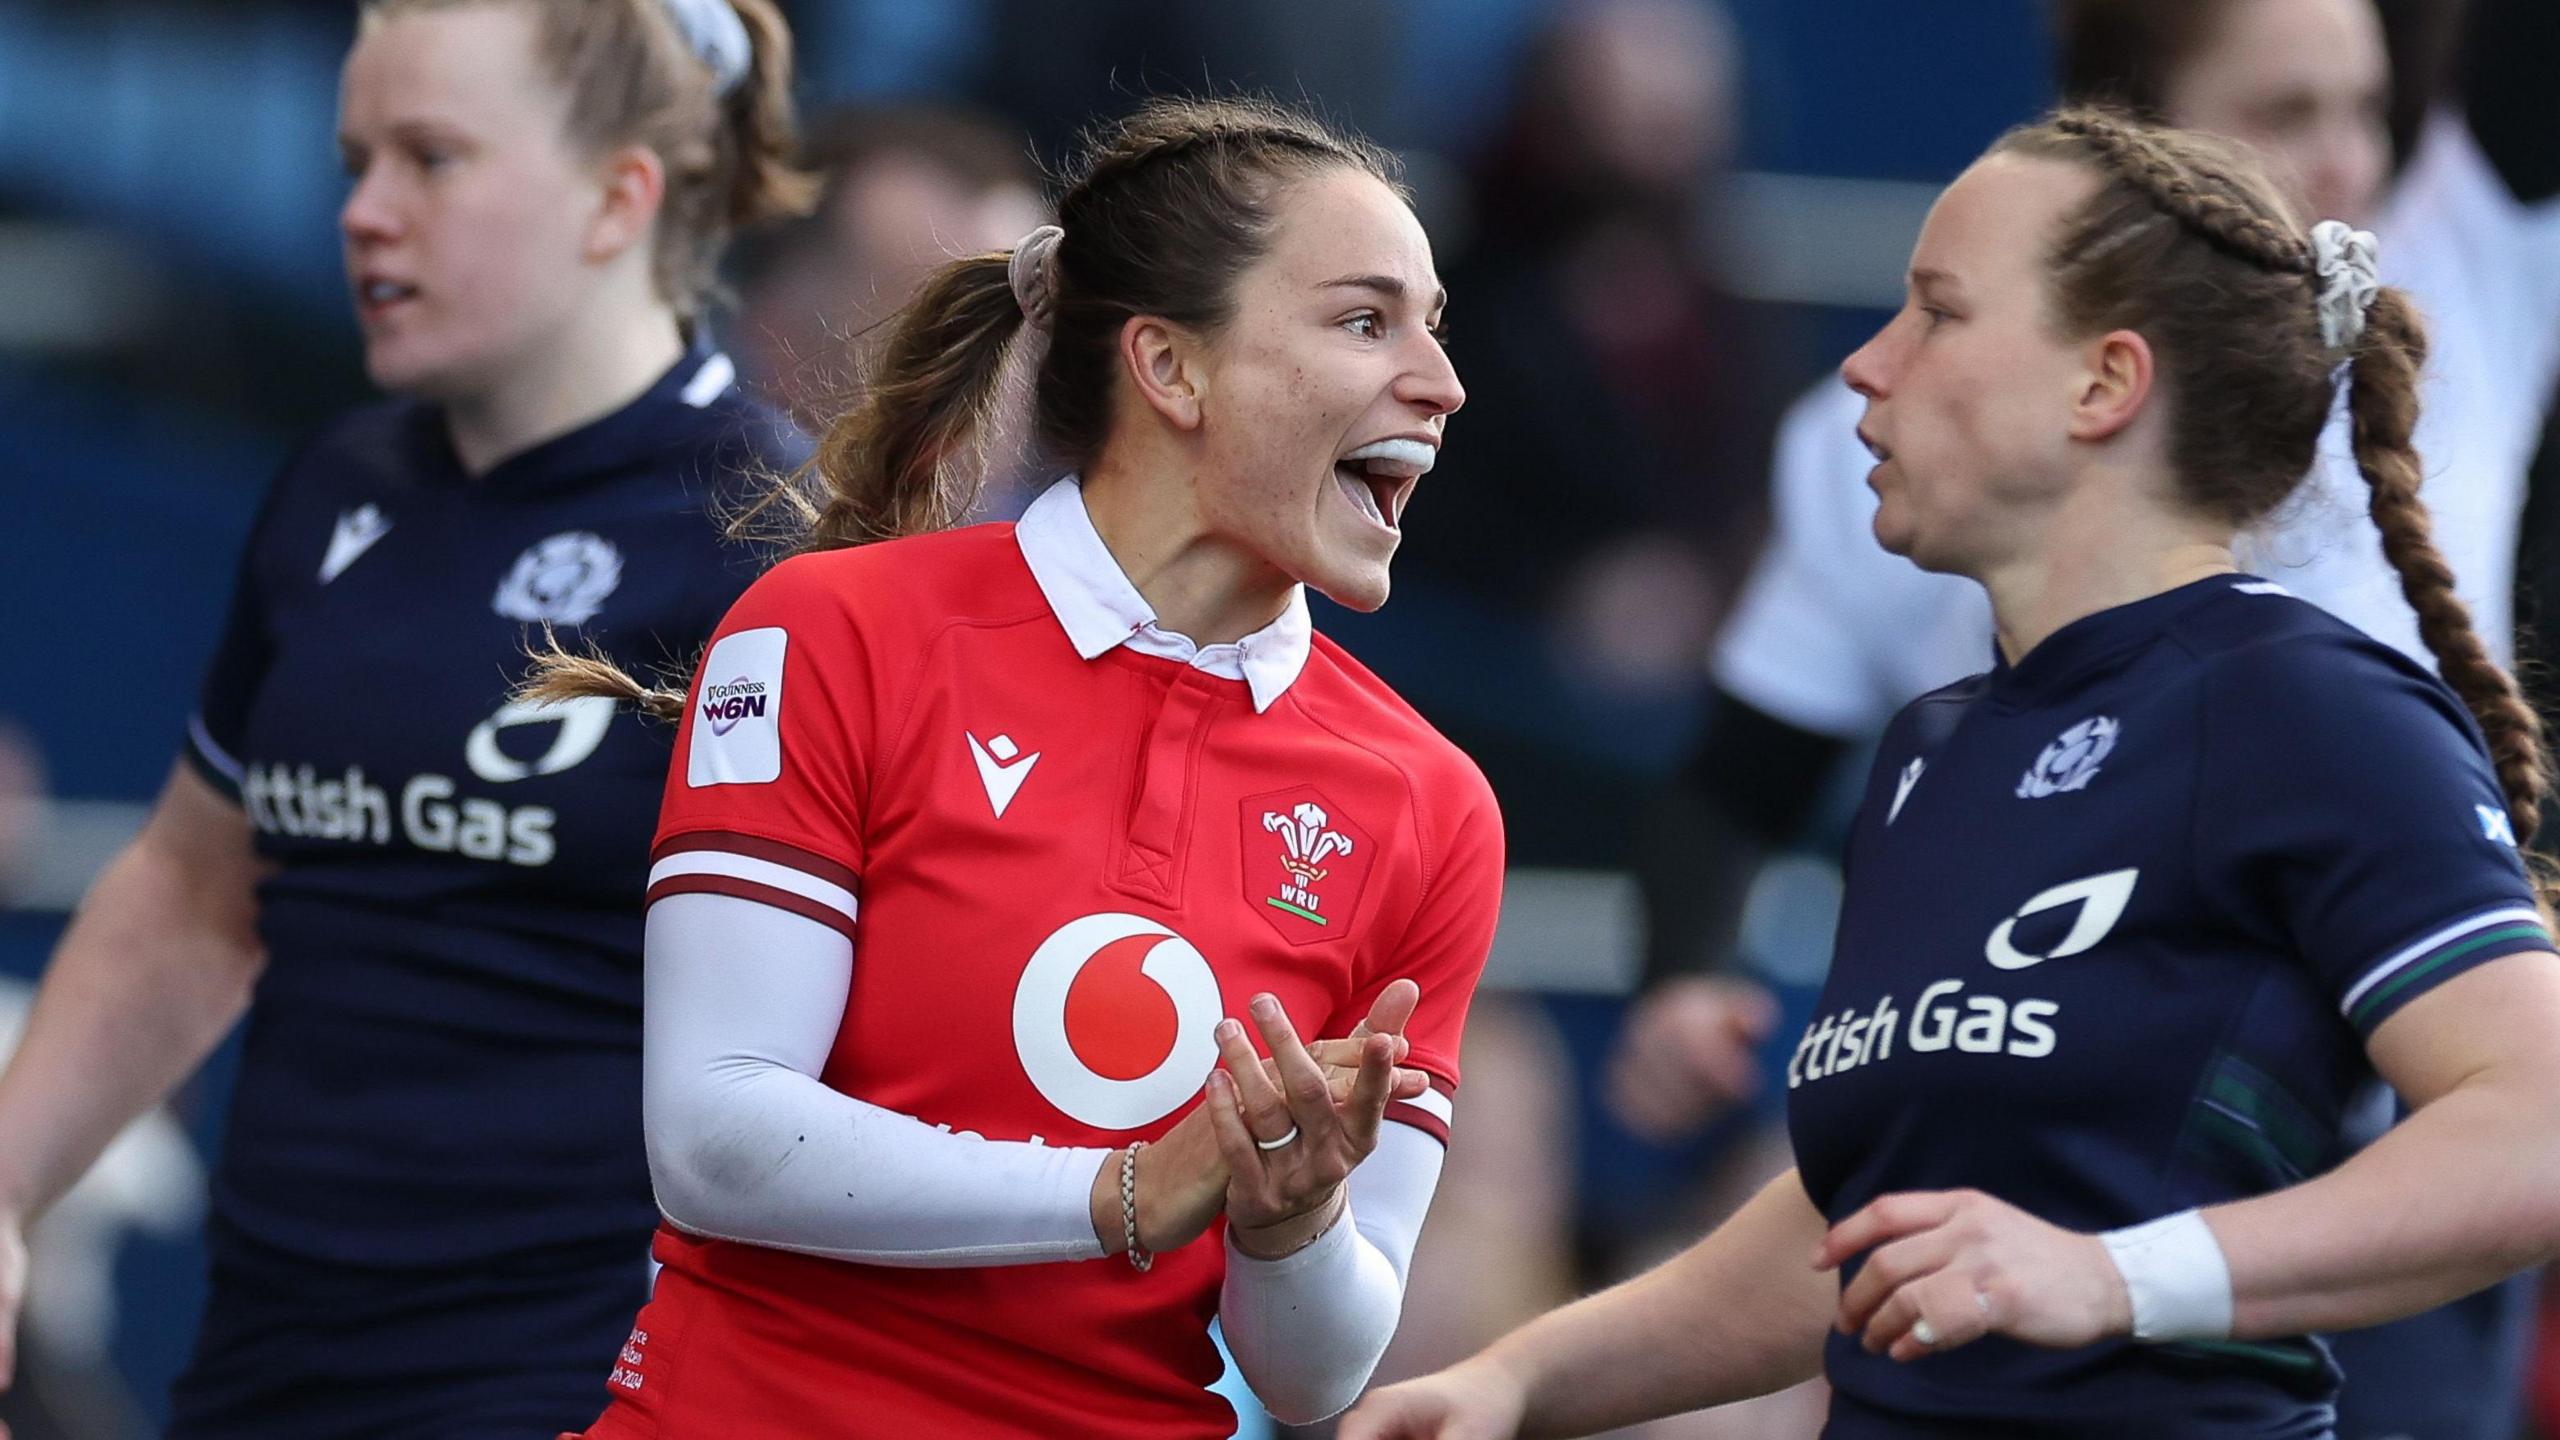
[2310,219,2381,352]
[1008,224,1066,328]
[659,0,753,96]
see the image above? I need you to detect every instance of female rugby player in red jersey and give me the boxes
[541,96,1502,1439]
[1345,108,2560,1440]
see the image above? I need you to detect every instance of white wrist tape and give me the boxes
[2100,1209,2233,1343]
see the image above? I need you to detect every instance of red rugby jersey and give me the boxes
[582,482,1504,1440]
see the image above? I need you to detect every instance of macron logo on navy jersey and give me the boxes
[1888,758,1925,824]
[319,504,392,583]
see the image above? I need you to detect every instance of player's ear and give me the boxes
[1121,315,1205,432]
[584,144,667,265]
[2067,329,2152,443]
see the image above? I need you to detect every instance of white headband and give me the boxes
[1008,224,1065,328]
[660,0,752,96]
[2309,219,2381,352]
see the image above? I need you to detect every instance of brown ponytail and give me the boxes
[1993,107,2556,847]
[517,626,693,721]
[755,95,1402,560]
[531,246,1030,718]
[716,1,817,233]
[727,252,1030,555]
[522,94,1404,719]
[2345,290,2554,839]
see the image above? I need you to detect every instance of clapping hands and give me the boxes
[1113,981,1429,1258]
[1208,979,1422,1257]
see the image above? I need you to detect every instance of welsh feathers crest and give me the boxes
[494,531,623,626]
[1241,787,1376,946]
[1265,801,1355,887]
[2016,716,2119,799]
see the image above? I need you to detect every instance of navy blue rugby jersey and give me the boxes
[1787,575,2556,1439]
[184,346,808,1268]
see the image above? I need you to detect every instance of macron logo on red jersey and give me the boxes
[967,732,1040,818]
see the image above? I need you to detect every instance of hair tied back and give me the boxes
[659,0,752,94]
[1008,224,1065,328]
[2310,220,2380,352]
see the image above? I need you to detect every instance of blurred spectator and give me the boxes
[968,0,1400,169]
[729,104,1045,432]
[1355,7,1817,1438]
[1401,0,1782,691]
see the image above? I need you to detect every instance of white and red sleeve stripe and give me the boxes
[1383,1073,1455,1146]
[647,831,860,943]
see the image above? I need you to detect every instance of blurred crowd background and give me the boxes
[1,1,2554,1437]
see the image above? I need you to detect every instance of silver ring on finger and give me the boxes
[1910,1317,1940,1348]
[1255,1124,1302,1152]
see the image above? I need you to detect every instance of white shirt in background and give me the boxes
[1715,112,2560,741]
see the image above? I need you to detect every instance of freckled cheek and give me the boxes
[1208,399,1320,536]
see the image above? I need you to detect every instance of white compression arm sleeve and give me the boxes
[642,892,1113,1265]
[1219,1121,1447,1423]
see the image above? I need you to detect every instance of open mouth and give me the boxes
[1333,437,1435,531]
[356,278,420,318]
[1857,427,1892,464]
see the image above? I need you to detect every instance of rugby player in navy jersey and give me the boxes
[1614,4,2560,1435]
[1347,108,2560,1440]
[0,2,812,1436]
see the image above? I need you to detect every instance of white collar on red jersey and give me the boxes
[1015,477,1313,714]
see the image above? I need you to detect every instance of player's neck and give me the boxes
[1078,454,1296,648]
[442,300,686,478]
[1982,482,2238,665]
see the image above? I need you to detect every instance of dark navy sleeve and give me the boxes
[2197,634,2555,1040]
[184,465,296,805]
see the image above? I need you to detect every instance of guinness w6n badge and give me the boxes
[1240,786,1376,945]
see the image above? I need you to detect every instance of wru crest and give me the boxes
[1265,802,1354,887]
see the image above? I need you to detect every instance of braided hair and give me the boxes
[1995,107,2551,842]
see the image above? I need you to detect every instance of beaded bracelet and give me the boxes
[1121,1141,1151,1272]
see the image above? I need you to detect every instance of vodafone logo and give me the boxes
[1013,913,1224,1130]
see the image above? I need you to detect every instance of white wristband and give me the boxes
[2100,1209,2233,1343]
